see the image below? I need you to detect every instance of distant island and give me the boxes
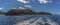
[5,9,52,15]
[0,11,5,14]
[38,12,52,15]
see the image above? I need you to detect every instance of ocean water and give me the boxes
[0,15,60,25]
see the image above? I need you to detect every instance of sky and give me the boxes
[0,0,60,14]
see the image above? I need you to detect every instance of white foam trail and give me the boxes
[29,17,43,25]
[45,17,59,25]
[15,17,38,25]
[15,16,59,25]
[29,17,59,25]
[16,19,32,25]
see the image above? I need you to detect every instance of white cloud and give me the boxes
[0,7,3,10]
[38,0,52,4]
[19,7,25,9]
[24,5,32,8]
[12,8,16,9]
[17,0,30,3]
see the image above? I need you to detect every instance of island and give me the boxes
[5,9,37,15]
[5,9,52,15]
[38,12,52,15]
[0,11,5,14]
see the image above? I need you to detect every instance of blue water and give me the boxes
[0,15,9,25]
[0,15,60,25]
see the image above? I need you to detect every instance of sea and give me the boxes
[0,14,60,25]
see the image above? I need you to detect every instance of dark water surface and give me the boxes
[0,15,60,25]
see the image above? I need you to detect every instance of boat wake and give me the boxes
[13,16,59,25]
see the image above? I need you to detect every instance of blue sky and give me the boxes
[0,0,60,14]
